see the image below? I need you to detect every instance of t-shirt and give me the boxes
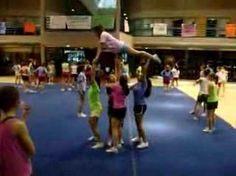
[48,64,55,75]
[133,80,147,105]
[12,65,21,75]
[71,65,78,75]
[207,81,218,103]
[62,62,70,73]
[35,66,47,77]
[216,70,228,83]
[122,64,129,76]
[88,81,102,112]
[77,72,87,92]
[100,31,124,54]
[172,68,180,78]
[111,83,127,109]
[199,77,208,95]
[161,70,173,80]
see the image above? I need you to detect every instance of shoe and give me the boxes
[201,112,207,117]
[61,88,65,92]
[88,136,95,141]
[202,127,211,133]
[79,113,87,118]
[117,144,122,149]
[106,147,118,154]
[67,88,72,91]
[152,54,161,64]
[189,110,195,115]
[131,137,140,143]
[193,116,199,121]
[137,142,149,149]
[91,142,104,149]
[120,139,124,145]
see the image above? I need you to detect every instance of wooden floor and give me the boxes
[1,76,236,128]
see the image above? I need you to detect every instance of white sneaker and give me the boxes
[91,142,104,149]
[106,147,118,154]
[193,116,199,121]
[88,136,95,141]
[61,88,65,92]
[137,142,149,149]
[152,54,161,64]
[131,137,140,143]
[67,88,72,91]
[117,144,122,149]
[201,112,207,117]
[189,110,195,115]
[79,113,87,118]
[202,127,210,133]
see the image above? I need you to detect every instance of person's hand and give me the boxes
[20,101,31,121]
[92,58,98,65]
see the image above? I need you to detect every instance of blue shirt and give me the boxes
[133,79,147,105]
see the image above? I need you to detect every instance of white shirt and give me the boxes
[199,77,208,95]
[100,31,124,53]
[172,68,180,78]
[77,72,87,92]
[62,62,70,73]
[71,64,78,75]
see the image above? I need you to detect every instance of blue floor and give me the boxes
[6,85,236,176]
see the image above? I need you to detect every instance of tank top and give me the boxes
[111,83,126,109]
[207,81,218,103]
[0,117,32,176]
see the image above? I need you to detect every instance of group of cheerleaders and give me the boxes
[0,24,228,175]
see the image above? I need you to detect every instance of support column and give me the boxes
[114,0,121,80]
[40,0,46,63]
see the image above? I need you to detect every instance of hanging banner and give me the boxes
[181,24,197,37]
[124,19,130,33]
[46,16,66,29]
[225,24,236,37]
[0,22,6,34]
[152,23,168,36]
[66,16,92,30]
[24,22,36,33]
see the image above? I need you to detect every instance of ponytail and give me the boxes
[119,75,129,96]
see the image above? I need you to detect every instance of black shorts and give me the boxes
[110,108,126,120]
[133,105,147,115]
[22,75,29,82]
[197,94,208,104]
[207,102,218,110]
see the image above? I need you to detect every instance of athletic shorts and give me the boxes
[120,44,129,54]
[197,94,208,104]
[107,106,113,117]
[22,75,29,82]
[207,102,218,110]
[62,72,70,79]
[133,105,147,116]
[38,76,46,83]
[173,78,179,81]
[163,78,170,85]
[110,107,126,120]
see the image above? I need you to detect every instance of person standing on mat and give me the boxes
[203,73,219,133]
[92,25,161,65]
[77,65,87,118]
[87,63,104,149]
[0,86,35,176]
[130,58,151,149]
[106,75,129,153]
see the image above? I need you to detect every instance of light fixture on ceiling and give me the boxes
[71,9,75,12]
[66,44,70,48]
[123,13,127,16]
